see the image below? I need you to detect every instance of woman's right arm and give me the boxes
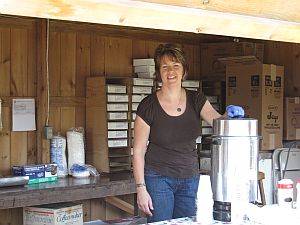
[133,115,153,216]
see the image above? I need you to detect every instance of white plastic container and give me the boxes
[277,179,294,208]
[50,136,68,177]
[296,179,300,209]
[196,175,214,224]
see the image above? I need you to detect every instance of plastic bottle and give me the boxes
[277,179,294,208]
[296,179,300,210]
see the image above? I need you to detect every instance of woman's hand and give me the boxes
[136,187,154,216]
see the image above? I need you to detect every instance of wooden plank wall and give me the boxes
[0,15,300,224]
[264,41,300,97]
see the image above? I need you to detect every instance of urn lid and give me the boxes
[212,118,258,137]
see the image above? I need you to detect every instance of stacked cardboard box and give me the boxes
[200,42,264,80]
[283,97,300,140]
[133,58,155,78]
[222,56,284,150]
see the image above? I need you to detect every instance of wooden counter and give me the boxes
[0,172,136,209]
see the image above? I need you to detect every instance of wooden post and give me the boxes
[36,19,50,163]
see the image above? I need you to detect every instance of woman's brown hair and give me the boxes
[154,43,189,82]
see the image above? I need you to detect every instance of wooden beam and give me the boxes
[137,0,300,23]
[0,0,300,43]
[104,196,135,215]
[50,96,86,107]
[36,19,50,163]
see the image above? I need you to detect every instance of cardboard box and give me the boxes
[12,164,58,184]
[23,203,83,225]
[201,42,264,79]
[223,56,284,150]
[283,97,300,140]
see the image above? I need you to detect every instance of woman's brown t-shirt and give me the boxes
[136,89,207,178]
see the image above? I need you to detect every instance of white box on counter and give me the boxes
[23,203,83,225]
[133,58,155,66]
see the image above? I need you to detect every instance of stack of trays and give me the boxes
[106,84,129,148]
[133,58,155,78]
[131,78,154,125]
[131,78,155,155]
[106,83,130,172]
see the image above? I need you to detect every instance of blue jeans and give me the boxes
[144,168,199,223]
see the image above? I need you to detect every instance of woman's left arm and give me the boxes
[200,100,223,126]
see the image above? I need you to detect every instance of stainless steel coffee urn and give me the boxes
[211,118,260,222]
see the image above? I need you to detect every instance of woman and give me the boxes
[133,43,244,223]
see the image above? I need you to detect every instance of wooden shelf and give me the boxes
[86,77,132,173]
[0,174,135,210]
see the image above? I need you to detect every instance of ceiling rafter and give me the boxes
[0,0,299,43]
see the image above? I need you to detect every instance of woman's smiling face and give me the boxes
[159,55,184,85]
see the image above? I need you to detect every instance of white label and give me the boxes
[107,104,128,112]
[107,112,127,120]
[132,86,152,94]
[106,85,127,93]
[133,78,154,86]
[107,94,128,102]
[107,122,128,130]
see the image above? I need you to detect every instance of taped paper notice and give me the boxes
[12,98,36,131]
